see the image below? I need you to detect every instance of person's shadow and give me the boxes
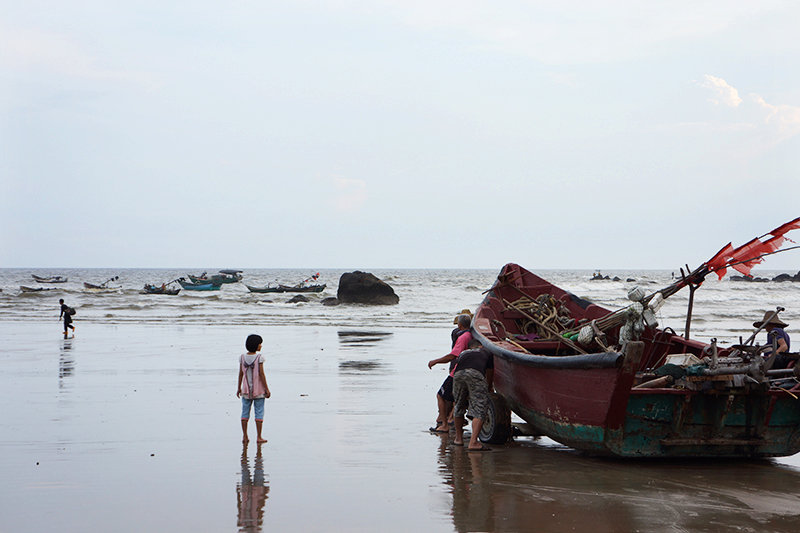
[237,442,270,532]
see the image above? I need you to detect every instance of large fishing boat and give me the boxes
[472,219,800,458]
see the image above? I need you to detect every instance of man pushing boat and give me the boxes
[428,312,473,433]
[451,339,495,451]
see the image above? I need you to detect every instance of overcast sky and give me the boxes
[2,1,799,270]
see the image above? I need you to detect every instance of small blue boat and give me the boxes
[178,279,221,291]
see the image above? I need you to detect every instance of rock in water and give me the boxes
[337,271,399,305]
[773,271,800,282]
[287,295,309,303]
[320,297,340,306]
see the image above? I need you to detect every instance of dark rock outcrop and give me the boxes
[773,271,800,282]
[337,271,399,305]
[287,294,309,303]
[730,270,800,282]
[730,275,769,282]
[321,297,340,306]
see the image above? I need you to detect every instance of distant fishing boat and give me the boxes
[277,283,326,293]
[20,285,55,292]
[473,219,800,458]
[245,283,283,293]
[245,283,326,293]
[83,276,121,292]
[188,270,242,285]
[32,274,68,283]
[178,279,221,291]
[142,284,181,295]
[247,272,325,293]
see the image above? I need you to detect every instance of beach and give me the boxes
[2,318,800,532]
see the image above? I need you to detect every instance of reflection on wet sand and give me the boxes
[438,436,800,532]
[338,330,393,375]
[337,330,393,348]
[59,339,75,389]
[338,360,385,373]
[237,443,270,533]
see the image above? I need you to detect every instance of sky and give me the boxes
[2,1,799,270]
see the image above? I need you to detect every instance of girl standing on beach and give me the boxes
[237,334,271,443]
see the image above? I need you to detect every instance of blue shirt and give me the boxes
[767,328,790,351]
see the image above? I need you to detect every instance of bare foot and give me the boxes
[453,440,464,446]
[257,438,268,444]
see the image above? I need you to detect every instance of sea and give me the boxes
[3,266,798,347]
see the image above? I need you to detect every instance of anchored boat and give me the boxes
[20,285,56,293]
[84,276,121,292]
[188,270,242,285]
[472,218,800,458]
[178,279,221,291]
[142,284,181,295]
[32,274,68,283]
[245,284,282,293]
[246,273,325,293]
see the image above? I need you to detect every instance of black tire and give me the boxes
[479,392,512,444]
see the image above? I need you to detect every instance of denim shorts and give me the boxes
[241,397,265,420]
[437,375,454,402]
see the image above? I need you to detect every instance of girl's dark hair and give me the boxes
[245,334,263,353]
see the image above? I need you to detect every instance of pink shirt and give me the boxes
[240,353,267,398]
[449,331,472,376]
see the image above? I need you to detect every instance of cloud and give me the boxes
[332,177,368,212]
[751,94,800,141]
[695,75,800,156]
[700,75,743,107]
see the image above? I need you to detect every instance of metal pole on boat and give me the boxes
[684,283,698,340]
[710,338,718,369]
[742,306,785,346]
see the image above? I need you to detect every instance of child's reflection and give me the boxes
[237,442,270,532]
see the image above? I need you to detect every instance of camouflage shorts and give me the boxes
[453,368,490,421]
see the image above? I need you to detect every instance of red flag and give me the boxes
[702,217,800,280]
[728,238,771,276]
[761,234,786,254]
[705,242,734,280]
[768,216,800,238]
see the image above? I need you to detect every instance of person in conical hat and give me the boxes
[453,308,473,325]
[753,311,791,369]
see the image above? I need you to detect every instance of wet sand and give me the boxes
[2,321,800,532]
